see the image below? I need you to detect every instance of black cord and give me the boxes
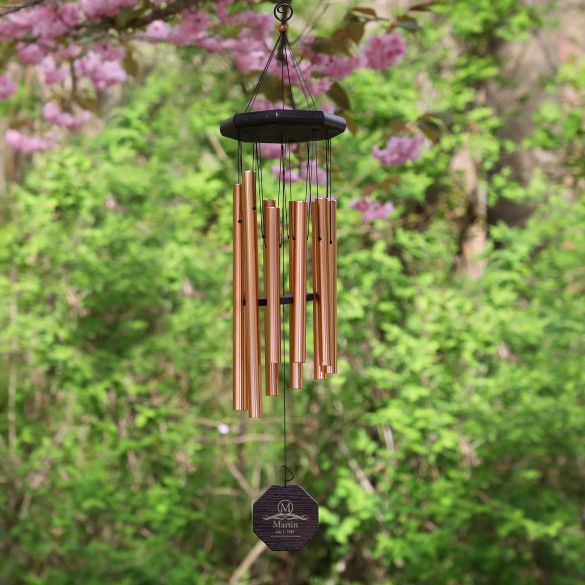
[282,33,296,110]
[245,35,281,112]
[288,41,317,111]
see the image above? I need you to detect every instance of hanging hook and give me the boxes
[281,465,295,485]
[274,1,293,23]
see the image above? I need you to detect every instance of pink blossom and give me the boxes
[0,19,22,40]
[168,11,210,46]
[270,159,327,185]
[363,32,406,70]
[300,160,327,185]
[76,51,126,90]
[43,101,91,129]
[259,142,298,159]
[58,43,82,59]
[0,74,16,100]
[59,3,83,27]
[17,43,46,65]
[215,0,234,22]
[319,100,336,114]
[39,56,68,85]
[230,28,271,73]
[93,42,126,61]
[3,5,76,39]
[251,97,291,111]
[271,164,301,183]
[28,7,69,38]
[145,20,170,41]
[234,48,268,73]
[314,55,360,80]
[269,158,326,186]
[269,57,313,89]
[197,36,229,53]
[260,143,283,159]
[349,198,395,221]
[307,77,332,96]
[230,12,273,39]
[5,129,56,154]
[372,134,424,167]
[82,0,137,20]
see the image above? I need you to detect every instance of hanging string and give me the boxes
[287,39,317,111]
[251,140,256,189]
[237,140,242,184]
[276,130,294,486]
[315,139,320,200]
[245,35,281,112]
[327,136,333,243]
[305,142,312,229]
[282,33,296,111]
[254,141,266,238]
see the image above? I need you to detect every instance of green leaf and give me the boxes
[396,15,424,32]
[327,82,351,111]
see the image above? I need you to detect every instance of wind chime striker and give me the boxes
[219,1,346,551]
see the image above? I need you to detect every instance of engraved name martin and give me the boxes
[262,499,308,528]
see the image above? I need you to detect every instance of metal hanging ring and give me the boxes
[274,1,293,23]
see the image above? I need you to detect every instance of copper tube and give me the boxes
[233,184,247,410]
[315,198,331,367]
[242,170,262,418]
[267,363,279,397]
[311,200,327,380]
[289,201,308,367]
[263,199,280,396]
[290,362,303,389]
[326,199,337,374]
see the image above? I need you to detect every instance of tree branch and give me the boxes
[228,541,267,585]
[0,0,45,18]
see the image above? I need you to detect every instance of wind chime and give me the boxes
[220,1,346,551]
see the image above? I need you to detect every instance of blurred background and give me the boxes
[1,0,584,583]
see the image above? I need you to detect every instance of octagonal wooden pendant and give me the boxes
[253,485,319,551]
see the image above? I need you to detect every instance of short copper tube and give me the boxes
[263,199,281,396]
[326,199,337,374]
[233,184,247,410]
[242,171,262,418]
[311,199,328,380]
[290,362,303,389]
[289,201,308,389]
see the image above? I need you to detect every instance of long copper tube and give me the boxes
[263,199,280,396]
[289,201,308,390]
[326,199,337,374]
[242,170,262,418]
[315,198,331,368]
[233,184,247,410]
[311,200,327,380]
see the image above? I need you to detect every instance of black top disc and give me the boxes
[219,109,347,143]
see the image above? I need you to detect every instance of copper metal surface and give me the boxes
[266,363,279,397]
[311,200,327,379]
[242,171,262,418]
[233,184,247,410]
[263,199,280,396]
[314,198,331,367]
[289,201,308,366]
[290,361,303,389]
[326,199,337,374]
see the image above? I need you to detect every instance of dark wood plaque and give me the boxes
[253,484,319,551]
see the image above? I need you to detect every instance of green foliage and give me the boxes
[1,2,584,584]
